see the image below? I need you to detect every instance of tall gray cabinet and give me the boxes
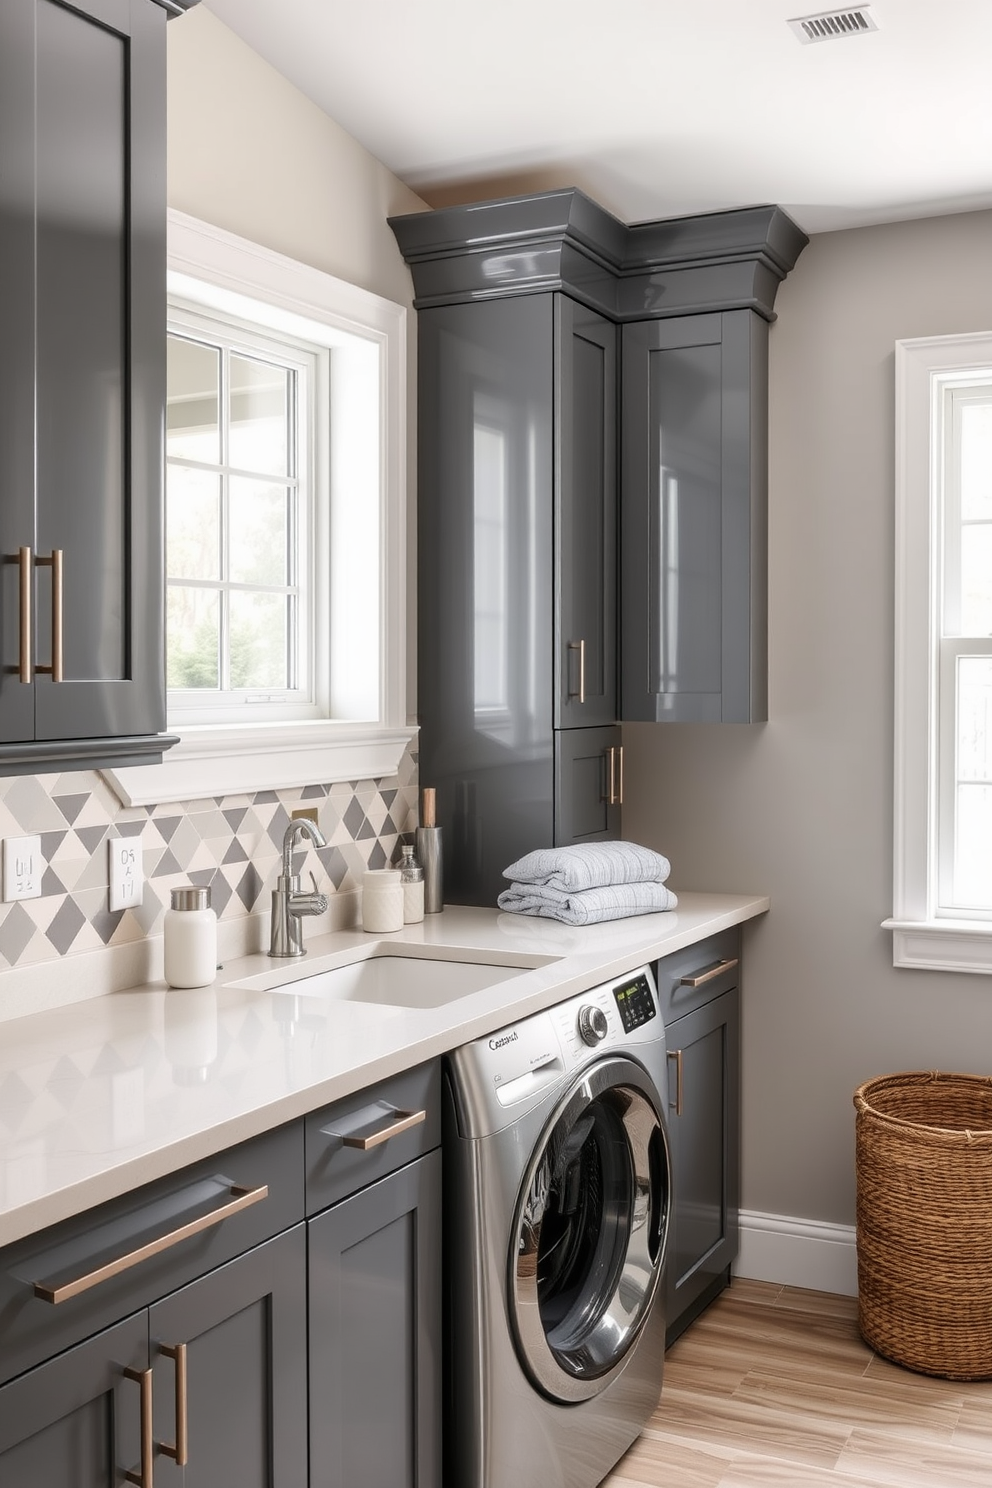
[0,0,181,775]
[392,192,807,904]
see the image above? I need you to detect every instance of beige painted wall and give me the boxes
[623,208,992,1227]
[167,7,427,711]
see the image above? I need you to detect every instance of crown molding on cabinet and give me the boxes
[388,189,809,322]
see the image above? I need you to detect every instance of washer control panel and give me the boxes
[612,970,658,1033]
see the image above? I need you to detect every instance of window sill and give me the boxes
[103,721,419,807]
[882,917,992,975]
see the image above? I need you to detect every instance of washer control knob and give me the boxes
[578,1004,609,1046]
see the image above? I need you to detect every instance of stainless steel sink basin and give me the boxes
[263,951,547,1010]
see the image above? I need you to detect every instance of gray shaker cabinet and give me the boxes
[306,1060,443,1488]
[655,931,742,1344]
[621,310,769,723]
[0,0,175,774]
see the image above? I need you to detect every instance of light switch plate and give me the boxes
[109,837,144,912]
[3,835,43,902]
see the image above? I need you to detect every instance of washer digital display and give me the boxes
[612,973,656,1032]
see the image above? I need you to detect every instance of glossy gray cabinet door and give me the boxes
[0,1311,146,1485]
[0,0,169,771]
[308,1151,442,1488]
[555,725,622,845]
[622,310,768,723]
[556,298,617,729]
[664,986,741,1344]
[150,1225,308,1488]
[417,294,555,904]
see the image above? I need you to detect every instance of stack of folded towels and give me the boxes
[497,842,677,926]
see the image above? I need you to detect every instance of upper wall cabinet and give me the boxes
[392,191,808,720]
[0,0,182,775]
[621,309,769,722]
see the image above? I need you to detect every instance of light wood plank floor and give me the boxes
[601,1279,992,1487]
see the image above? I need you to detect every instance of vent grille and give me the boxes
[788,8,878,44]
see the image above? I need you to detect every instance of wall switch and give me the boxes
[109,838,144,912]
[3,835,43,902]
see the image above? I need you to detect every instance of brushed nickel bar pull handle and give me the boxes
[335,1108,426,1151]
[18,546,31,683]
[159,1343,188,1467]
[33,1183,269,1304]
[617,744,624,806]
[124,1366,154,1488]
[567,639,586,703]
[668,1049,684,1118]
[35,548,63,682]
[605,746,616,806]
[679,957,739,989]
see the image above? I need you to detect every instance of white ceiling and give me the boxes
[202,0,992,234]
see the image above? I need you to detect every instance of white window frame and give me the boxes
[885,331,992,973]
[105,210,414,806]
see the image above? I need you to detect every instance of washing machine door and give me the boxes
[509,1054,670,1404]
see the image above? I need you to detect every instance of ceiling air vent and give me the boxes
[788,8,879,44]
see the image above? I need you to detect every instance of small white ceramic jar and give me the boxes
[164,886,217,988]
[362,869,404,933]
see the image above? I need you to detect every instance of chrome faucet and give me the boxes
[269,818,329,957]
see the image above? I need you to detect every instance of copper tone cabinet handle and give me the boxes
[35,548,63,682]
[568,638,586,703]
[32,1183,269,1304]
[678,957,739,989]
[124,1366,154,1488]
[324,1107,426,1151]
[668,1048,684,1118]
[16,546,32,684]
[159,1343,189,1467]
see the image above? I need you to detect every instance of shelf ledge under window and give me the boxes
[103,721,418,806]
[882,917,992,976]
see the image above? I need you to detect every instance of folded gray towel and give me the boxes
[502,842,672,893]
[496,880,678,926]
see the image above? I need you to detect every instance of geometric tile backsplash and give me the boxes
[0,743,418,970]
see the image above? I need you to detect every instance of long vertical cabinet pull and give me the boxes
[668,1048,684,1117]
[124,1366,155,1488]
[605,745,625,807]
[17,546,32,683]
[567,638,586,703]
[159,1342,189,1466]
[35,548,64,682]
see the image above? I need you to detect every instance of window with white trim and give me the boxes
[887,332,992,973]
[103,211,413,807]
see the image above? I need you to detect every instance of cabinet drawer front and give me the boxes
[305,1061,441,1215]
[655,929,740,1021]
[0,1121,304,1389]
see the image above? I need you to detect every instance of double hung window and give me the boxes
[888,332,992,971]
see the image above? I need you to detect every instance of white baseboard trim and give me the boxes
[735,1209,858,1297]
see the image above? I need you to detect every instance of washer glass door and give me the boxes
[510,1056,670,1403]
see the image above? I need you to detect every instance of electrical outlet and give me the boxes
[3,835,43,902]
[109,838,144,912]
[292,807,320,826]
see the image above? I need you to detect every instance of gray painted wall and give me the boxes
[622,207,992,1228]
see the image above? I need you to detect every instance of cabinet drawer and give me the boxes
[655,929,740,1022]
[0,1119,304,1389]
[305,1061,441,1216]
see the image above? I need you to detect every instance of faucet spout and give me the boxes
[282,817,327,879]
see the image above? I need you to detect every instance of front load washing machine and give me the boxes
[444,965,671,1488]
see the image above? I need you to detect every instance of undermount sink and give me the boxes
[266,951,541,1010]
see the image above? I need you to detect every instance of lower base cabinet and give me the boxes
[655,932,742,1346]
[308,1151,442,1488]
[0,1226,308,1487]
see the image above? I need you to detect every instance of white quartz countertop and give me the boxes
[0,892,767,1247]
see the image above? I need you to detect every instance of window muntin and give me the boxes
[166,307,319,723]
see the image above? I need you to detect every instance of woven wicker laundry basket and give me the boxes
[854,1070,992,1379]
